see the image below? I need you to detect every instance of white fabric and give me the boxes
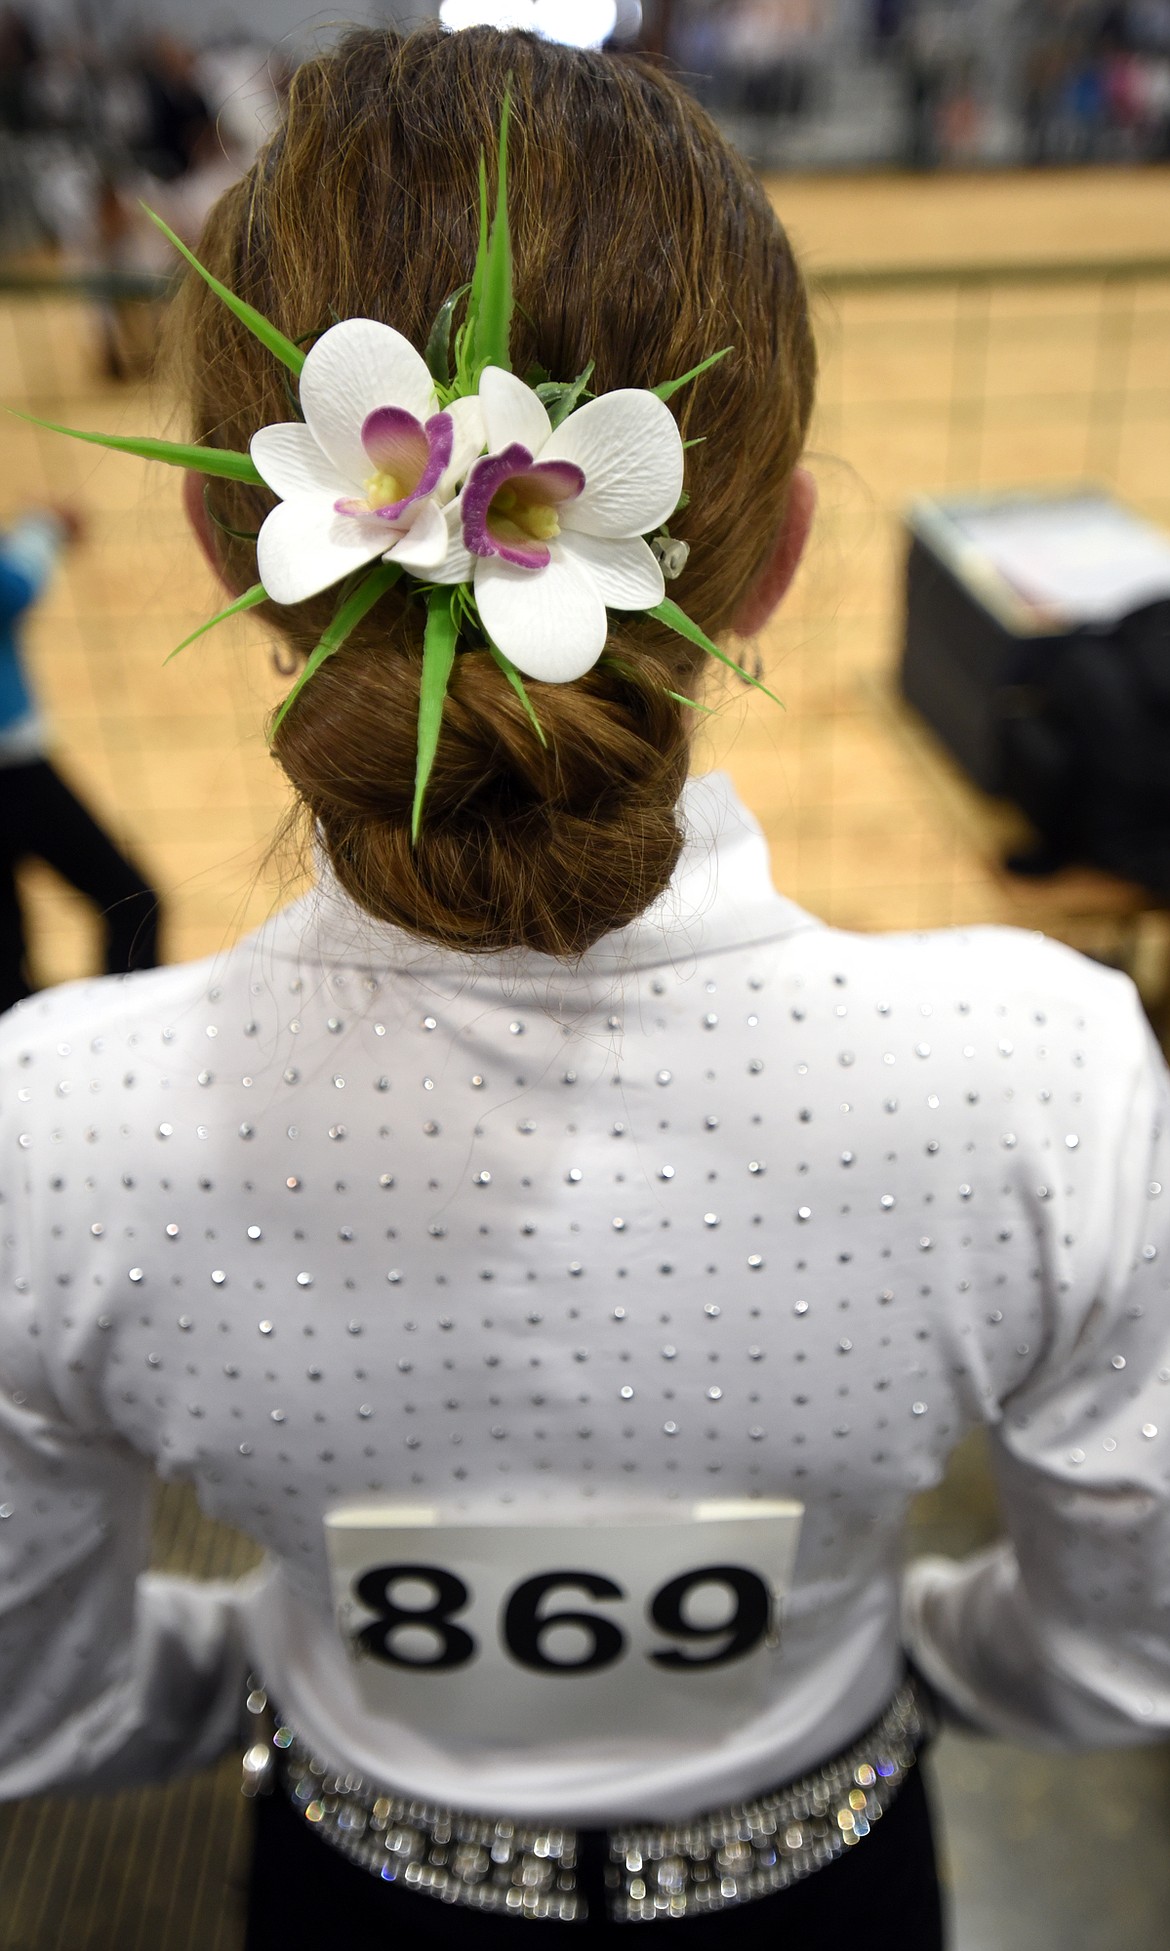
[1,773,1169,1819]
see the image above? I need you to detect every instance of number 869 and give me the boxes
[352,1562,774,1675]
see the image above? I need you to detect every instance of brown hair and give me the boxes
[171,26,815,955]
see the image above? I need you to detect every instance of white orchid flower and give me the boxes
[437,366,685,682]
[249,319,485,606]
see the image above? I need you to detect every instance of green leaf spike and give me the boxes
[143,206,306,377]
[425,283,471,388]
[470,87,514,380]
[270,563,401,739]
[165,582,268,663]
[413,587,461,842]
[488,642,547,747]
[652,346,731,403]
[9,410,264,484]
[650,596,784,709]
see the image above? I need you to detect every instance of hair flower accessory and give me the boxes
[20,93,779,839]
[445,366,682,682]
[249,319,483,604]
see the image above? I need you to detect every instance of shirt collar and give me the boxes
[256,772,819,982]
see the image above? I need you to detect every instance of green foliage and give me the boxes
[488,643,548,746]
[144,206,307,377]
[10,411,265,484]
[412,587,461,842]
[453,90,515,394]
[165,582,268,663]
[425,283,471,389]
[269,563,402,739]
[650,596,784,709]
[651,347,731,403]
[535,362,595,431]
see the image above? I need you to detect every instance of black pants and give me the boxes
[0,758,160,1011]
[247,1763,944,1950]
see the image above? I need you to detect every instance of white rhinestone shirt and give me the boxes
[1,773,1168,1820]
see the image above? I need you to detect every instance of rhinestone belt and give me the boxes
[242,1677,928,1923]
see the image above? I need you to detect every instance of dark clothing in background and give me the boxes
[0,516,161,1011]
[0,758,159,1011]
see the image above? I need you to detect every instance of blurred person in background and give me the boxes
[0,507,160,1011]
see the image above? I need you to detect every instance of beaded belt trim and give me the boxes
[241,1677,928,1924]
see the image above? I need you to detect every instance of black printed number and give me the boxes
[354,1563,477,1669]
[503,1572,627,1674]
[648,1564,771,1668]
[351,1561,771,1674]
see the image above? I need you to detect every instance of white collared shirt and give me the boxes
[1,773,1169,1820]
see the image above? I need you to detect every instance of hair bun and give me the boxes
[273,631,692,956]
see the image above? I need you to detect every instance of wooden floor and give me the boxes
[2,166,1170,1949]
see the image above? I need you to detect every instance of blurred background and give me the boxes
[2,3,1170,1948]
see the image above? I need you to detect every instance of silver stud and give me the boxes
[659,1165,675,1180]
[259,1320,273,1336]
[211,1269,227,1286]
[128,1267,144,1284]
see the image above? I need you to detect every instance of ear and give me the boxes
[731,465,816,637]
[182,471,236,595]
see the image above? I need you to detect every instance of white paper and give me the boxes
[951,495,1170,625]
[324,1500,804,1752]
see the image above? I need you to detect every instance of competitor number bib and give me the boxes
[324,1500,804,1748]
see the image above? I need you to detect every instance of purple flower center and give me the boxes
[461,444,585,571]
[334,406,453,525]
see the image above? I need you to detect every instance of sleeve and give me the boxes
[0,515,64,627]
[0,1226,259,1798]
[902,1003,1170,1749]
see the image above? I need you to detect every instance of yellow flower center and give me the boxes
[365,467,408,509]
[489,483,562,547]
